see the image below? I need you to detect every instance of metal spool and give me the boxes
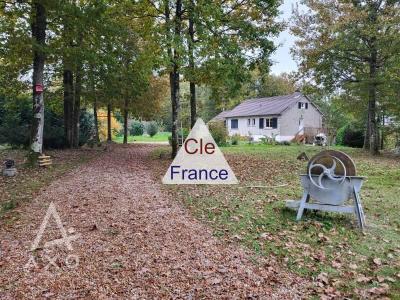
[307,150,356,176]
[307,150,357,189]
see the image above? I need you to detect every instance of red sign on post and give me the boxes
[34,84,44,93]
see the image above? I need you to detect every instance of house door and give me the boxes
[298,116,304,134]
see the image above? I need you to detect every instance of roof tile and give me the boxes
[224,92,304,118]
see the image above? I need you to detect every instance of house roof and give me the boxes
[209,110,232,122]
[223,92,309,118]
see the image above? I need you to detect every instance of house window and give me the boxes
[231,119,238,129]
[298,102,308,109]
[248,118,256,127]
[265,117,278,129]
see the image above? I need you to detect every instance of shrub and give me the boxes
[168,128,189,146]
[0,95,95,148]
[79,111,96,146]
[344,128,364,148]
[336,124,364,148]
[43,109,65,149]
[260,136,275,145]
[247,133,253,144]
[208,121,227,146]
[146,121,158,137]
[231,134,240,145]
[0,95,31,147]
[130,120,144,136]
[336,125,346,146]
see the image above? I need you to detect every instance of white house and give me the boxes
[211,92,324,142]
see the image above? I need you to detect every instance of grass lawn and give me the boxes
[152,143,400,298]
[115,132,171,143]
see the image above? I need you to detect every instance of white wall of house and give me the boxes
[226,98,323,141]
[226,116,280,138]
[279,99,322,138]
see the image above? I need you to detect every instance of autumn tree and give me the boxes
[291,0,400,154]
[57,0,112,147]
[141,0,281,157]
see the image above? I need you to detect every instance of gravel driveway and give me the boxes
[0,144,310,299]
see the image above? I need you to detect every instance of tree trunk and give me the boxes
[90,65,100,144]
[165,0,177,158]
[62,14,74,148]
[29,0,46,164]
[63,69,74,147]
[380,114,384,150]
[171,69,180,158]
[188,0,196,128]
[363,115,370,150]
[72,33,83,148]
[190,83,196,127]
[367,45,379,155]
[72,62,82,148]
[107,103,112,142]
[123,98,128,144]
[170,0,182,158]
[93,97,100,144]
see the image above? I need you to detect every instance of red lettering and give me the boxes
[184,138,198,154]
[184,138,216,155]
[205,142,215,154]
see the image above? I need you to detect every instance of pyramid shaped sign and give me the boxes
[162,119,238,184]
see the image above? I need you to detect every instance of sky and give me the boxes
[270,0,302,75]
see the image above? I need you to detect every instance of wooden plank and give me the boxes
[353,187,366,230]
[39,155,51,159]
[303,203,355,214]
[285,200,300,209]
[296,192,310,221]
[239,184,288,189]
[39,159,52,163]
[39,162,52,166]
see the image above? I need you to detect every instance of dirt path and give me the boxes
[0,145,310,299]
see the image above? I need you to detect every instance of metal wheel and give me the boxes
[307,150,356,189]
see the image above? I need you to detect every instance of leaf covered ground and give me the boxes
[0,148,97,218]
[151,144,400,299]
[0,145,309,299]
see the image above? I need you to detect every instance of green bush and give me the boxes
[231,134,240,145]
[44,109,65,148]
[277,140,291,146]
[130,120,144,136]
[336,125,346,146]
[0,95,31,147]
[0,95,95,149]
[79,110,96,146]
[146,121,158,137]
[208,121,227,146]
[336,124,364,148]
[260,136,275,145]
